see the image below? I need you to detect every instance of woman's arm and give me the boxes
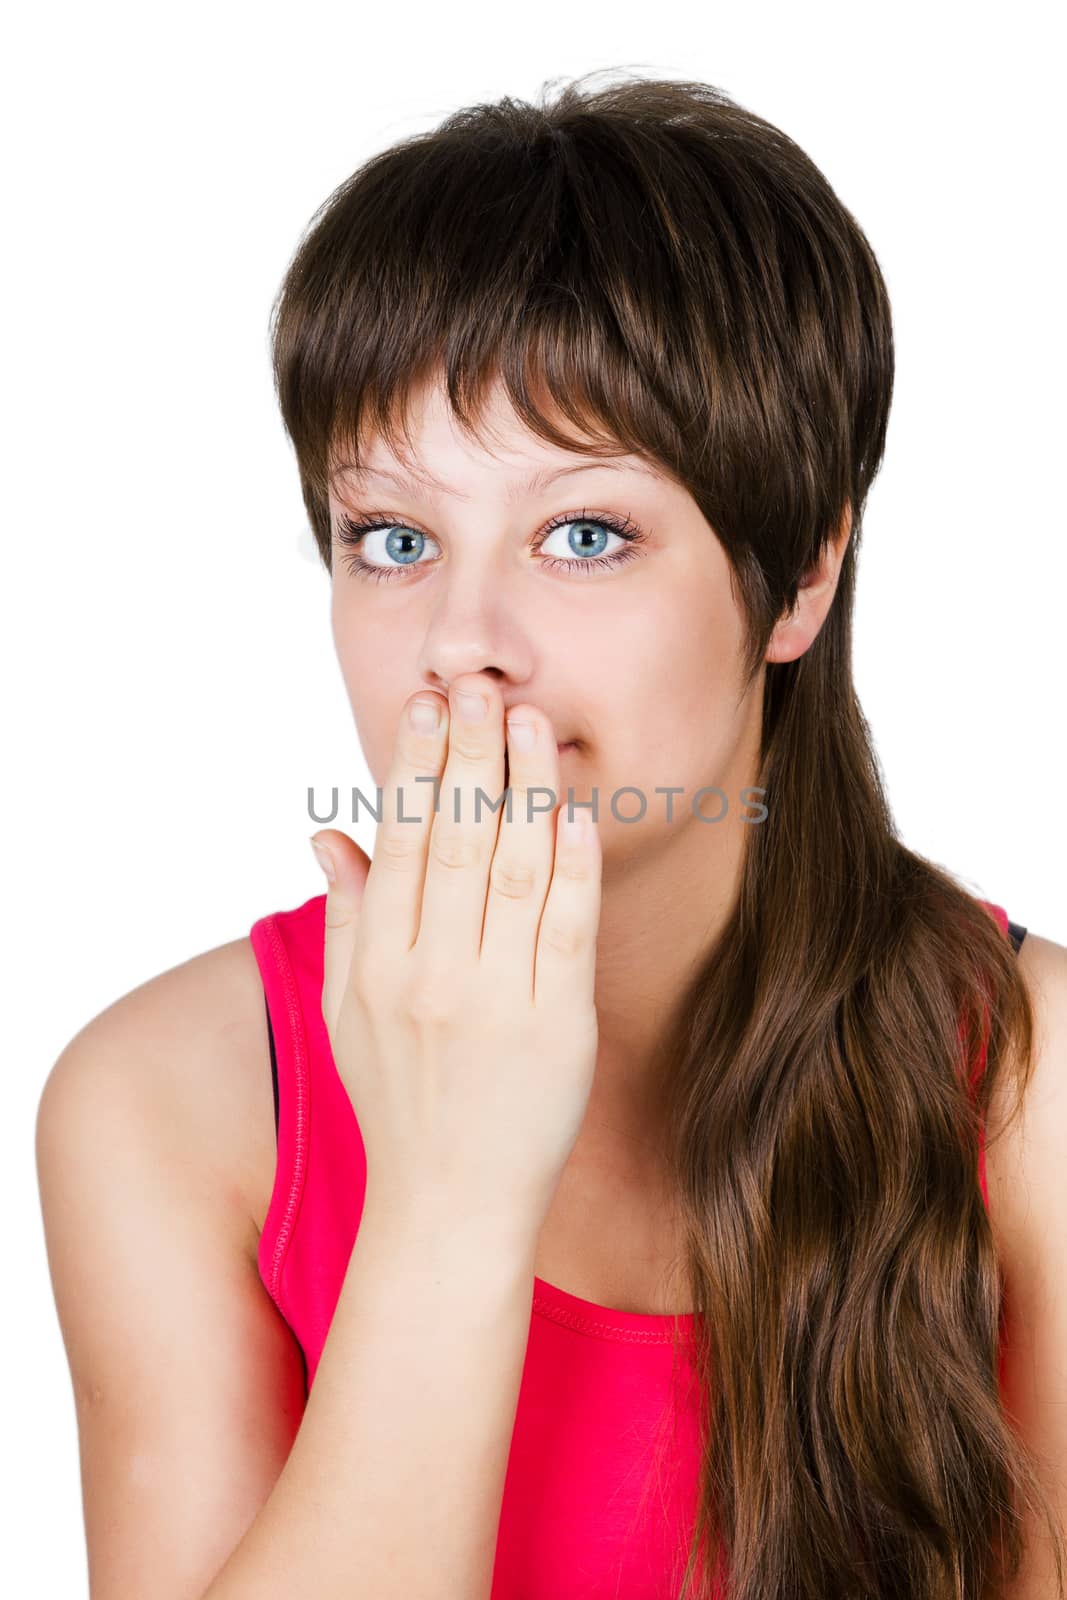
[207,676,600,1598]
[37,946,537,1600]
[203,1207,536,1600]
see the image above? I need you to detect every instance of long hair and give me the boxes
[267,69,1064,1599]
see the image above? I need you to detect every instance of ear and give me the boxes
[765,503,853,665]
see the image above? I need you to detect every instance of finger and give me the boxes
[413,674,508,962]
[478,708,561,990]
[533,805,603,1013]
[352,688,451,963]
[310,828,371,1037]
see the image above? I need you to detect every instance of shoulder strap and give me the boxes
[267,996,280,1143]
[251,895,327,1154]
[1006,919,1027,955]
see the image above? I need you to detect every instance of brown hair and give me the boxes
[268,68,1064,1599]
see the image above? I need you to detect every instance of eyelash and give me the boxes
[332,506,648,584]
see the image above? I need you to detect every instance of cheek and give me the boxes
[613,598,744,776]
[354,706,407,791]
[621,586,732,707]
[332,594,400,685]
[331,605,408,774]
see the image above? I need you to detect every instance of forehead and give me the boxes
[328,369,662,501]
[329,457,664,509]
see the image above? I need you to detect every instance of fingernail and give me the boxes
[310,837,336,882]
[561,810,588,843]
[409,697,441,733]
[455,689,488,722]
[506,717,537,752]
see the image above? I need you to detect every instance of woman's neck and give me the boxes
[580,795,752,1164]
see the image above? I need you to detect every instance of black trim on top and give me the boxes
[265,996,279,1144]
[1007,919,1027,955]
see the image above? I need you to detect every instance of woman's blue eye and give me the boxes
[378,527,430,567]
[333,509,647,584]
[540,518,619,564]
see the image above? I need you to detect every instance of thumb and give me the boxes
[310,829,371,1037]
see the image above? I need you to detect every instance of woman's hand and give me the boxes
[310,672,602,1251]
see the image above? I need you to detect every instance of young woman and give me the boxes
[36,71,1067,1600]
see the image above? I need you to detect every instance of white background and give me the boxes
[6,1,1064,1591]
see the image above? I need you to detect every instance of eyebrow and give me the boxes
[329,458,652,505]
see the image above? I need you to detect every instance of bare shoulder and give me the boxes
[982,930,1067,1596]
[40,931,277,1264]
[35,936,302,1598]
[984,929,1067,1237]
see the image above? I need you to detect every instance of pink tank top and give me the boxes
[249,893,1018,1598]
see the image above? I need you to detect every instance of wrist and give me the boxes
[357,1190,540,1274]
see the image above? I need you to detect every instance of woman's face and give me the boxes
[326,373,765,864]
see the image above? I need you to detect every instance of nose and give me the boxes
[415,575,531,696]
